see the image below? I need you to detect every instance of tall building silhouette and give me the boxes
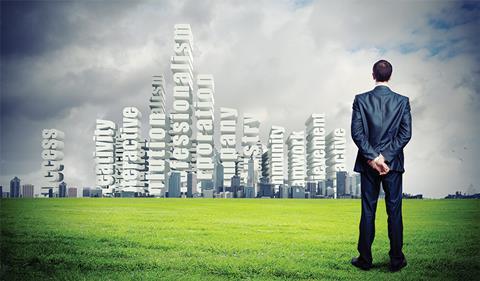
[59,182,67,198]
[10,177,20,198]
[247,156,256,189]
[336,171,347,197]
[213,150,224,193]
[187,171,197,198]
[168,171,181,198]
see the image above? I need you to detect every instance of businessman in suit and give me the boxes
[350,60,412,272]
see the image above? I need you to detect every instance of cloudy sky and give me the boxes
[1,0,479,198]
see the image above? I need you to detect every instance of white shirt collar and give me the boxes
[375,81,390,88]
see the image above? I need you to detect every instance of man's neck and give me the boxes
[375,81,389,87]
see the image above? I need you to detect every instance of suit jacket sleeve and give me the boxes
[351,95,380,160]
[381,97,412,163]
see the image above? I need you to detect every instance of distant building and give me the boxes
[168,171,181,198]
[67,187,77,198]
[203,189,214,198]
[261,151,269,180]
[279,184,289,198]
[244,186,255,198]
[336,171,347,197]
[290,186,306,198]
[22,184,34,198]
[187,171,197,198]
[350,173,361,198]
[213,153,224,193]
[10,177,21,198]
[218,191,233,198]
[305,182,317,198]
[403,193,423,199]
[326,178,334,189]
[59,182,67,198]
[90,187,102,197]
[326,187,335,197]
[121,191,135,197]
[200,180,214,191]
[83,187,91,197]
[345,174,351,195]
[445,191,479,199]
[247,157,257,192]
[318,180,326,196]
[259,181,274,198]
[231,175,241,198]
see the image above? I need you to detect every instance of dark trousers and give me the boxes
[357,169,406,266]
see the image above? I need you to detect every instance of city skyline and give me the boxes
[1,1,479,198]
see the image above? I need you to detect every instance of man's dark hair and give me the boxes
[373,60,392,82]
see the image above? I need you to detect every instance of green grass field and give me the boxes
[1,198,479,281]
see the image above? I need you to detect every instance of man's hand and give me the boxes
[368,154,390,175]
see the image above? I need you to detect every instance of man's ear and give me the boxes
[372,73,376,81]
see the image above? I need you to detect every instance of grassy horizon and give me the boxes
[1,198,479,280]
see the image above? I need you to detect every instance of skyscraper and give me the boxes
[247,156,256,189]
[213,150,224,193]
[318,180,326,196]
[268,126,285,187]
[286,131,306,188]
[187,171,197,198]
[305,114,326,184]
[22,184,34,198]
[196,74,215,191]
[168,171,181,198]
[10,177,20,198]
[170,24,194,185]
[305,182,317,198]
[220,107,238,187]
[352,173,361,198]
[93,119,116,194]
[114,129,124,192]
[59,182,67,198]
[148,75,169,197]
[121,107,143,193]
[241,114,261,188]
[325,128,346,198]
[41,129,65,196]
[231,175,241,198]
[336,171,347,198]
[326,178,334,198]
